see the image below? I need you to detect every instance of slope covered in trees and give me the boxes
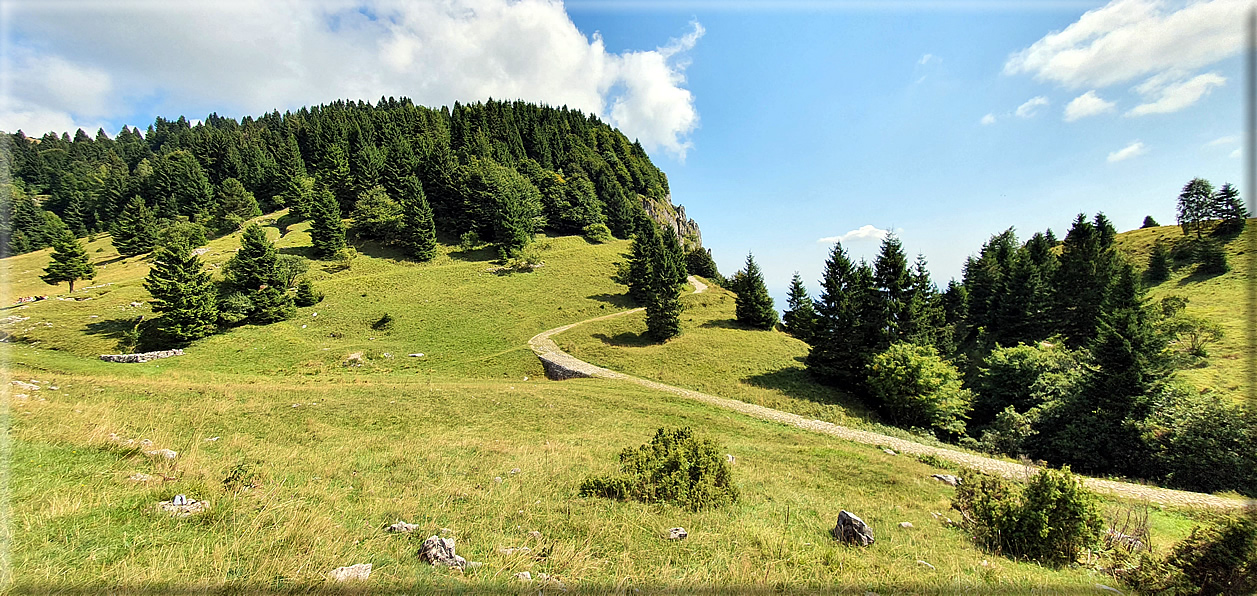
[1,98,699,258]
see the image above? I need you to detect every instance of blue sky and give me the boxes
[1,0,1247,305]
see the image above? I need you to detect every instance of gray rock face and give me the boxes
[100,349,183,363]
[419,535,467,568]
[832,510,875,546]
[538,356,594,380]
[329,563,372,582]
[931,474,960,486]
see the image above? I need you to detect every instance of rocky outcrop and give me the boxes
[832,510,875,546]
[100,349,183,363]
[419,535,467,569]
[643,194,701,248]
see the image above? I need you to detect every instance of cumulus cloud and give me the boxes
[1063,90,1115,121]
[0,0,703,158]
[1206,135,1239,146]
[1127,72,1225,116]
[980,113,997,125]
[1015,96,1049,118]
[1004,0,1246,89]
[1107,141,1147,162]
[818,225,889,244]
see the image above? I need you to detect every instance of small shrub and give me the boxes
[582,222,613,243]
[1124,511,1257,596]
[294,279,323,307]
[977,405,1039,457]
[1142,216,1160,228]
[372,313,394,331]
[1196,241,1229,275]
[952,467,1103,566]
[1141,386,1257,496]
[332,247,357,271]
[222,460,260,491]
[250,286,296,324]
[217,292,253,326]
[459,230,481,251]
[867,342,973,438]
[580,427,738,511]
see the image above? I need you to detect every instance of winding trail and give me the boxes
[530,276,1252,510]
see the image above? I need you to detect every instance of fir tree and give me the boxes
[40,215,95,293]
[350,185,402,243]
[734,252,777,329]
[399,176,438,261]
[807,242,878,388]
[295,278,323,307]
[873,233,912,347]
[224,224,278,291]
[1141,216,1160,228]
[213,177,261,233]
[783,272,817,342]
[1052,214,1118,348]
[625,217,659,304]
[1177,178,1215,238]
[250,285,296,324]
[643,227,684,342]
[111,196,158,257]
[143,240,218,343]
[1213,183,1247,234]
[1146,241,1171,282]
[685,247,721,282]
[309,185,347,259]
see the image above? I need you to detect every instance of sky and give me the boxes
[1,0,1249,306]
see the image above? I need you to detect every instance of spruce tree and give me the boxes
[250,285,296,324]
[143,240,218,343]
[685,247,721,282]
[1146,241,1171,282]
[734,252,777,329]
[1141,216,1159,228]
[111,196,158,257]
[214,177,262,233]
[873,233,912,347]
[295,278,323,307]
[40,215,95,293]
[1052,214,1118,348]
[1213,183,1247,234]
[783,272,817,342]
[399,176,438,261]
[1177,178,1215,238]
[625,217,659,304]
[309,185,347,259]
[807,242,876,387]
[224,224,278,291]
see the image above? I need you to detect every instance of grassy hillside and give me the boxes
[1114,222,1254,400]
[0,216,1214,592]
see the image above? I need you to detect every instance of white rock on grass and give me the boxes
[419,535,466,569]
[899,522,914,529]
[157,496,208,517]
[329,563,372,582]
[666,527,688,540]
[386,521,420,533]
[931,474,960,486]
[145,448,178,459]
[514,571,532,581]
[916,560,936,570]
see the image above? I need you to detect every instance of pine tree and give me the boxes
[224,224,278,291]
[625,217,659,304]
[807,242,878,388]
[111,196,158,257]
[1141,216,1160,228]
[1177,178,1215,238]
[214,177,261,233]
[1052,214,1118,348]
[399,176,438,261]
[309,185,347,259]
[735,252,777,329]
[660,226,688,289]
[250,285,296,324]
[643,229,683,342]
[783,272,817,342]
[1213,183,1247,234]
[1146,241,1171,282]
[40,215,95,293]
[143,240,218,343]
[295,278,324,307]
[873,233,912,347]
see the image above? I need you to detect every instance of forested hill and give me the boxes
[0,98,700,255]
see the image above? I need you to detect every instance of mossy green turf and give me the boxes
[0,213,1212,592]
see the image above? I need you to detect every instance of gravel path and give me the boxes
[530,276,1253,511]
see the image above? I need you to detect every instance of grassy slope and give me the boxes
[1113,222,1254,400]
[0,215,1207,592]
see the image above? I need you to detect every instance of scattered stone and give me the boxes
[726,453,736,464]
[329,563,372,582]
[204,436,220,442]
[494,476,503,483]
[497,546,531,555]
[344,352,364,367]
[527,530,542,540]
[899,522,914,529]
[145,448,178,459]
[128,473,154,482]
[882,448,897,456]
[100,349,183,363]
[386,521,420,533]
[10,380,38,391]
[49,385,59,390]
[509,468,520,475]
[931,474,960,486]
[466,561,483,570]
[666,527,688,540]
[419,535,466,569]
[130,302,143,307]
[514,571,532,581]
[158,496,208,517]
[408,353,424,357]
[382,352,393,358]
[832,510,875,546]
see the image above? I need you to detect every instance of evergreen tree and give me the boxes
[350,185,403,243]
[111,196,158,257]
[250,285,296,324]
[783,272,817,342]
[685,247,721,282]
[734,252,777,329]
[224,224,278,291]
[399,176,438,261]
[62,192,90,237]
[660,226,688,289]
[1141,215,1160,228]
[1213,183,1247,234]
[1051,214,1118,348]
[40,215,95,293]
[625,217,659,304]
[143,240,218,343]
[213,178,262,233]
[1177,178,1215,238]
[309,185,347,259]
[1146,241,1171,282]
[807,242,878,388]
[295,278,324,306]
[320,144,356,214]
[873,233,912,347]
[643,229,684,342]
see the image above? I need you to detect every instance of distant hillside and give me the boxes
[1,97,700,257]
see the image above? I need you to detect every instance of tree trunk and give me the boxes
[68,280,75,293]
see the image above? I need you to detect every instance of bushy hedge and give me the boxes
[580,427,737,511]
[867,342,973,438]
[952,467,1103,566]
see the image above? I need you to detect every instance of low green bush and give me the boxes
[580,427,737,511]
[952,467,1103,566]
[582,223,613,243]
[1124,511,1257,595]
[867,342,973,438]
[294,279,323,307]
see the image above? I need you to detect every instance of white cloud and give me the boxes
[1232,148,1242,158]
[1107,141,1147,162]
[1127,72,1225,116]
[0,0,703,159]
[1015,96,1049,118]
[1206,135,1239,146]
[980,113,997,125]
[919,53,937,65]
[1004,0,1247,89]
[818,225,889,244]
[1063,90,1115,121]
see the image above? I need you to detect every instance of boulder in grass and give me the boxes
[329,563,372,582]
[386,521,420,533]
[832,510,875,546]
[419,535,466,569]
[666,527,688,540]
[931,474,960,486]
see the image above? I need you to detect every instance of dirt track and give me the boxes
[530,276,1254,511]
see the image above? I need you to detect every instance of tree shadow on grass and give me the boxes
[1175,266,1228,286]
[278,246,318,259]
[448,246,498,262]
[744,365,875,417]
[587,293,635,309]
[84,316,162,353]
[593,332,655,348]
[699,319,742,330]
